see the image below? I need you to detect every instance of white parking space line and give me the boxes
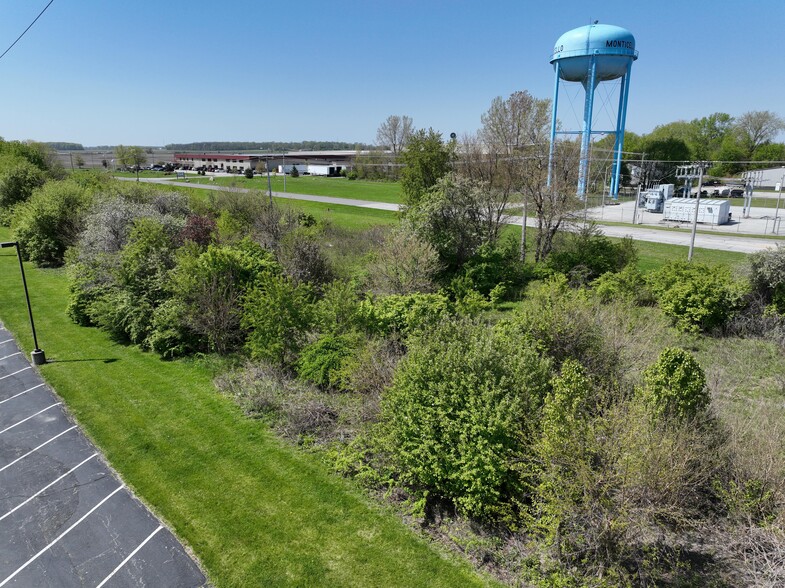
[0,366,31,380]
[0,425,78,473]
[0,453,98,522]
[0,339,13,346]
[95,525,163,588]
[0,352,21,362]
[0,383,45,405]
[0,485,125,587]
[0,403,61,436]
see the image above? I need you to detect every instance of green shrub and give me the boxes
[548,227,637,284]
[0,158,47,217]
[171,239,279,354]
[592,264,651,304]
[460,240,530,297]
[242,272,314,365]
[647,261,746,333]
[357,292,453,337]
[641,347,709,421]
[147,298,199,359]
[500,276,618,381]
[296,332,361,389]
[381,318,551,522]
[12,179,93,266]
[314,280,362,335]
[748,246,785,314]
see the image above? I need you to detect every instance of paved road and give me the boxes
[117,176,782,253]
[0,327,206,587]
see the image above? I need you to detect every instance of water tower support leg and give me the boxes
[611,62,633,199]
[578,55,597,198]
[547,62,560,189]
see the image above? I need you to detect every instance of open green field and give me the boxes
[182,174,403,204]
[0,225,492,587]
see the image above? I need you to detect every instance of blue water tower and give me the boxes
[546,23,638,198]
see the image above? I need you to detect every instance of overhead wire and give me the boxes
[0,0,56,63]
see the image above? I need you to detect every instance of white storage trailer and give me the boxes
[662,198,730,225]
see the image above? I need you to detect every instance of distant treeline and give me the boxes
[46,142,84,150]
[165,141,373,152]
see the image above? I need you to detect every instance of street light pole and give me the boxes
[1,241,45,365]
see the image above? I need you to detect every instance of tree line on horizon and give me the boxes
[164,141,375,152]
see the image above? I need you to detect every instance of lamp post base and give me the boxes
[31,349,46,365]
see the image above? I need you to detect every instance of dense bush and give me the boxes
[242,271,314,365]
[640,347,709,421]
[747,245,785,314]
[547,226,637,285]
[647,261,746,333]
[172,239,279,354]
[500,276,619,381]
[0,158,47,217]
[592,264,651,304]
[356,292,453,337]
[366,226,441,295]
[458,239,530,298]
[296,332,361,389]
[12,179,94,266]
[381,318,552,522]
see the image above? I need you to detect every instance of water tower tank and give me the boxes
[551,24,637,84]
[546,23,638,198]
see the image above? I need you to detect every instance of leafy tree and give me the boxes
[114,145,147,180]
[74,154,85,169]
[688,112,734,160]
[735,110,785,156]
[405,173,507,272]
[376,115,414,155]
[399,128,453,206]
[290,165,299,178]
[357,292,453,337]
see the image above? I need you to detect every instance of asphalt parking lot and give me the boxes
[0,327,206,587]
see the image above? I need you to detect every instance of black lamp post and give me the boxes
[1,241,45,365]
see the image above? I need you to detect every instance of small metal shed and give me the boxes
[662,198,730,225]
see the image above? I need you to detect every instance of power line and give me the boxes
[0,0,56,63]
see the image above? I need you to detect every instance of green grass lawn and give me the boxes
[0,229,493,587]
[181,174,402,204]
[500,224,748,272]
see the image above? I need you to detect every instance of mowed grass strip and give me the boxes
[0,234,492,587]
[183,174,403,204]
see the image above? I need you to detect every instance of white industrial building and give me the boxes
[663,198,731,225]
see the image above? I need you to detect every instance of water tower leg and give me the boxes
[547,62,561,189]
[578,55,597,199]
[611,62,633,199]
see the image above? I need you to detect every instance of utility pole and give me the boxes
[774,169,784,235]
[266,156,273,206]
[677,163,709,262]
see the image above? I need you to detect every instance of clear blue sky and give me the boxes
[0,0,782,147]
